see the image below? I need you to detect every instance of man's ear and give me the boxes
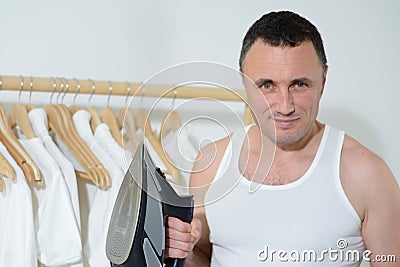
[321,65,329,96]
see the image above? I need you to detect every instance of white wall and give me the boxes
[0,0,399,185]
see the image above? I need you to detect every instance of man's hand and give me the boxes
[165,217,202,259]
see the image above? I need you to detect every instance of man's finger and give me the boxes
[166,238,194,252]
[190,218,202,239]
[164,247,188,259]
[166,227,193,243]
[167,217,191,233]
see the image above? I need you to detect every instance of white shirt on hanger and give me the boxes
[0,141,37,267]
[72,110,125,267]
[136,128,167,169]
[94,123,133,173]
[135,128,185,192]
[0,153,11,243]
[17,132,82,267]
[29,108,83,267]
[54,134,86,173]
[52,127,95,267]
[161,125,198,195]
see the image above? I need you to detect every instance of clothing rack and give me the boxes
[0,75,247,101]
[0,75,253,124]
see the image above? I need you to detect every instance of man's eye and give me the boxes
[262,83,272,90]
[296,82,306,88]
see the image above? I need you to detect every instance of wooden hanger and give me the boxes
[99,81,124,147]
[68,78,82,114]
[117,83,140,152]
[0,77,41,183]
[44,103,91,185]
[68,79,101,132]
[43,78,110,188]
[133,107,178,179]
[118,107,140,152]
[25,77,36,112]
[0,151,16,181]
[159,89,182,140]
[66,79,111,188]
[84,107,101,132]
[159,110,182,141]
[44,104,105,188]
[85,79,102,132]
[59,104,111,188]
[9,104,36,139]
[69,105,80,114]
[8,76,36,139]
[0,150,16,190]
[63,78,111,187]
[99,107,124,146]
[59,77,111,188]
[0,104,42,183]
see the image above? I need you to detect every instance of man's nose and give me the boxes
[276,90,294,115]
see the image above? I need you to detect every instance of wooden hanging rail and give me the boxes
[0,75,247,102]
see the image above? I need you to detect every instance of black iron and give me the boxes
[106,143,194,267]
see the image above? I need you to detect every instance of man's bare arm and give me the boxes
[166,137,231,266]
[361,156,400,267]
[342,137,400,267]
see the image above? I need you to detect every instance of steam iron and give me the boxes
[106,143,194,267]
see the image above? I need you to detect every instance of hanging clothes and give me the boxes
[94,123,132,173]
[16,129,82,267]
[29,108,82,232]
[0,75,249,267]
[72,109,125,267]
[137,128,167,169]
[161,125,198,195]
[28,108,83,267]
[0,141,37,267]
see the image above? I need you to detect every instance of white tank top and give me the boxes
[204,125,365,266]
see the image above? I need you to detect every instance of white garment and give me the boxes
[135,128,188,195]
[0,166,11,244]
[73,110,125,267]
[205,125,365,266]
[123,126,189,194]
[54,134,85,173]
[29,108,83,267]
[18,136,82,266]
[120,127,137,155]
[161,126,198,195]
[52,129,95,267]
[51,128,96,266]
[94,123,132,173]
[136,128,166,169]
[0,141,37,267]
[0,158,11,242]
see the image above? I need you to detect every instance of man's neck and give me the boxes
[262,122,324,157]
[239,122,325,185]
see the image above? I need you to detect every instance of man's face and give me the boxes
[242,40,327,147]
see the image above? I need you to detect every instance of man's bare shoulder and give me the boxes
[341,134,399,220]
[193,135,231,172]
[341,134,394,185]
[341,135,400,258]
[190,135,232,192]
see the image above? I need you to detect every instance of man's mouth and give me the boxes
[273,118,300,128]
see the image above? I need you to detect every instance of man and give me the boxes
[165,11,400,266]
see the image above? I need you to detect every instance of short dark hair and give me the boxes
[239,11,327,71]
